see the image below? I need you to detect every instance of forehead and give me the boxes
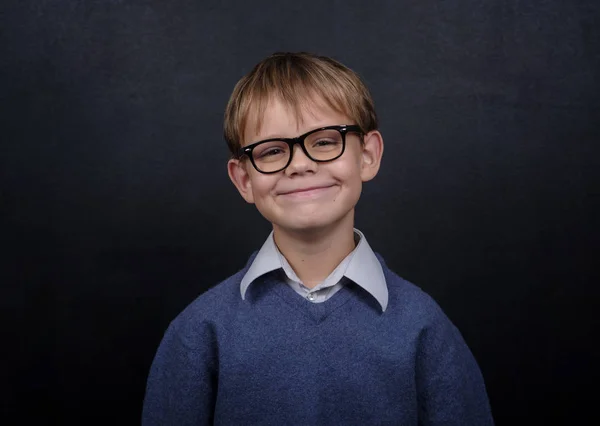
[243,96,349,146]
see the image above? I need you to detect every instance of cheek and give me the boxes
[322,165,362,207]
[331,156,363,185]
[249,174,278,200]
[249,176,282,223]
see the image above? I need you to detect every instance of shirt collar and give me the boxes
[240,229,388,312]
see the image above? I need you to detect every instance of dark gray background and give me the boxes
[2,0,598,424]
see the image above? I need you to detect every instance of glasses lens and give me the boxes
[252,141,290,173]
[305,129,344,161]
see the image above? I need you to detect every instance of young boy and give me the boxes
[142,52,494,425]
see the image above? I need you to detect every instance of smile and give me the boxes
[278,185,338,199]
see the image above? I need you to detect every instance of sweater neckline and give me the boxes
[269,271,356,324]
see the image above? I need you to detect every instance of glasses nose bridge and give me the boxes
[283,136,317,175]
[287,135,312,161]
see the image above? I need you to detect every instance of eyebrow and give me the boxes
[250,132,288,142]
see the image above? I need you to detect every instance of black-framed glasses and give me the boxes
[236,124,363,174]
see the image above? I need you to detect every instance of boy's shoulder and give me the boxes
[376,253,449,324]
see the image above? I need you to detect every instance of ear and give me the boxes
[360,130,384,182]
[227,158,255,204]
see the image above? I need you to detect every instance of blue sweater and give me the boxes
[142,253,494,425]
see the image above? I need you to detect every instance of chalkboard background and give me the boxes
[2,1,598,424]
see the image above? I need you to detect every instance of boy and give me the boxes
[142,52,494,425]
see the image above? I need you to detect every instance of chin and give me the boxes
[273,210,353,234]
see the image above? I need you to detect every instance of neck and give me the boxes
[272,212,356,289]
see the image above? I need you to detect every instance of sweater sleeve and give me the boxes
[142,318,218,426]
[415,304,494,426]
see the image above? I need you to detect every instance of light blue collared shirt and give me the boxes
[240,229,388,312]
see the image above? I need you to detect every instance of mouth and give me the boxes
[278,184,337,199]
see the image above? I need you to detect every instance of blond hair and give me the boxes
[224,52,378,156]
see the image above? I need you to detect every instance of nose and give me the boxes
[285,143,316,176]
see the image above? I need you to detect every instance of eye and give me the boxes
[253,142,288,160]
[313,139,339,147]
[259,147,284,157]
[311,139,341,151]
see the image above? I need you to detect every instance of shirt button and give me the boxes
[307,293,316,302]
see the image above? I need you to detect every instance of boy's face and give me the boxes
[228,97,383,235]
